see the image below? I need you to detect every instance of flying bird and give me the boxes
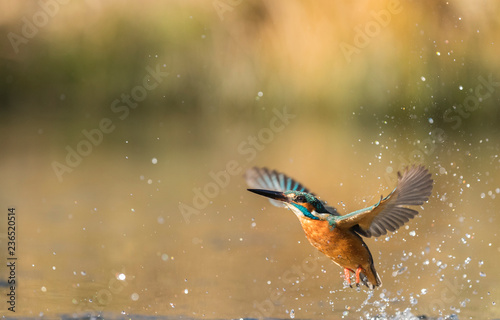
[245,165,433,289]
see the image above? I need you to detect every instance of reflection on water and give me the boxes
[1,120,498,319]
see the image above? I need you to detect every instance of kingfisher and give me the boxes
[245,165,433,289]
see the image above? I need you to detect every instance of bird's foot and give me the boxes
[343,268,352,288]
[355,267,362,286]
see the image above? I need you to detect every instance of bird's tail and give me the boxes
[361,264,382,289]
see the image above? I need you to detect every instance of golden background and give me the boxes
[1,1,499,318]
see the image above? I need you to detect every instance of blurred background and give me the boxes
[1,0,499,318]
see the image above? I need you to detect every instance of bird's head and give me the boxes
[248,189,332,220]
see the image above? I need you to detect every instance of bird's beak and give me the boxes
[247,189,289,202]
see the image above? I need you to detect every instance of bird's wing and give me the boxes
[333,165,433,237]
[245,167,338,214]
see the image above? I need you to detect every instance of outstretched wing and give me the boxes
[334,165,433,237]
[245,167,338,214]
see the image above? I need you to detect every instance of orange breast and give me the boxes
[297,217,373,271]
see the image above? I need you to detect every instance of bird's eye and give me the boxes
[295,195,306,202]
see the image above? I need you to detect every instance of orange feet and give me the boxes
[343,268,351,287]
[355,267,362,287]
[344,267,364,287]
